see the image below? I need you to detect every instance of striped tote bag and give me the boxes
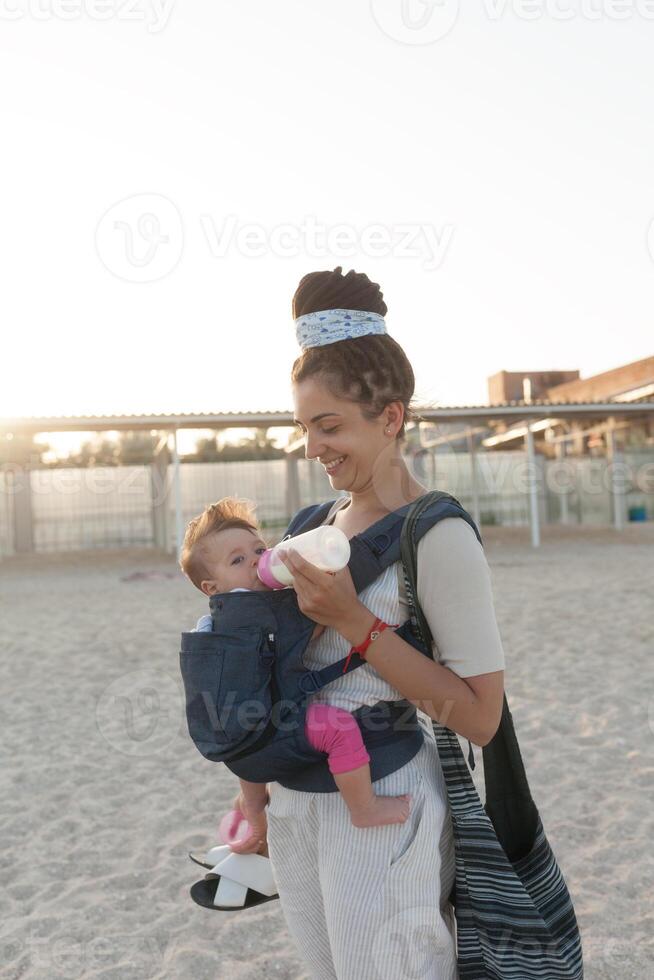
[400,491,584,980]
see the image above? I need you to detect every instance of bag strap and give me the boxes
[400,491,477,771]
[400,492,540,847]
[400,492,488,817]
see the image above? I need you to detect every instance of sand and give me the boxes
[0,523,652,979]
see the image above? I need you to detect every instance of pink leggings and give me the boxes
[304,702,370,775]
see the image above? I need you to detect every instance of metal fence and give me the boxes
[30,465,153,553]
[0,448,652,557]
[0,470,13,558]
[162,458,338,552]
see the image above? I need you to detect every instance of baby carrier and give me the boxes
[179,491,480,793]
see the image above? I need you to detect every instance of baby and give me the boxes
[180,497,411,831]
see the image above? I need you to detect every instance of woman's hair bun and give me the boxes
[292,266,387,319]
[290,267,422,443]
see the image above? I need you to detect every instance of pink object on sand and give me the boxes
[219,809,255,847]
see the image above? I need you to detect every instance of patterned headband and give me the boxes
[294,308,387,350]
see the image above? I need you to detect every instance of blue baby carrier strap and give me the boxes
[285,493,483,582]
[281,492,483,691]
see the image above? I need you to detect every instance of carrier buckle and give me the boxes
[372,532,391,555]
[298,671,322,695]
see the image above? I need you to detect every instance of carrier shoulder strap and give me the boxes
[284,491,484,695]
[348,491,482,594]
[282,500,336,539]
[284,491,482,597]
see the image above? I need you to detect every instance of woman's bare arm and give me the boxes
[338,602,503,746]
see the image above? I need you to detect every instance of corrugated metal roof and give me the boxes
[1,399,653,432]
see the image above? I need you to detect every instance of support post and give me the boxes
[556,439,569,525]
[285,454,301,519]
[10,456,34,555]
[308,455,318,503]
[466,429,481,529]
[171,429,184,562]
[12,463,34,553]
[569,422,585,456]
[606,418,625,531]
[150,434,171,551]
[525,424,541,547]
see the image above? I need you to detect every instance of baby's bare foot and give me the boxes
[350,794,412,828]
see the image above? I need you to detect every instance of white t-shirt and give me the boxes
[398,513,506,679]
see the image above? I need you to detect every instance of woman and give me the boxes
[230,267,506,980]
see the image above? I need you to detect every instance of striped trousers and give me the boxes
[267,735,459,980]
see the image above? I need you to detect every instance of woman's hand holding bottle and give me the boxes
[224,786,270,856]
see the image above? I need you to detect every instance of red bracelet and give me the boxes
[342,617,399,673]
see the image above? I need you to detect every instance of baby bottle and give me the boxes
[257,525,351,589]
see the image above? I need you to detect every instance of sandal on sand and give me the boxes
[189,843,235,870]
[189,841,270,868]
[190,876,279,911]
[188,809,261,869]
[189,848,279,911]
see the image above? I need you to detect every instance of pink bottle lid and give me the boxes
[257,548,285,590]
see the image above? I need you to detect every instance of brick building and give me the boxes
[486,355,654,454]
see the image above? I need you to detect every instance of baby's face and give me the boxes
[199,527,271,596]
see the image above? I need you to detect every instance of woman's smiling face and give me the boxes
[293,377,400,492]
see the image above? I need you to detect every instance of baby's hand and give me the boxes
[311,624,326,640]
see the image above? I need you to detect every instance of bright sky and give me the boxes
[2,0,653,428]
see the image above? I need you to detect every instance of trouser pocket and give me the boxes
[388,771,427,871]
